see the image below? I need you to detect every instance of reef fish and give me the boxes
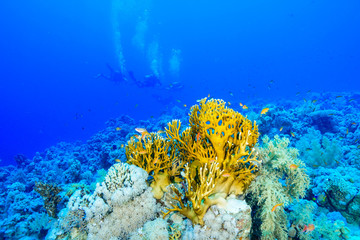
[302,224,315,232]
[289,164,298,170]
[271,203,283,212]
[261,108,270,115]
[135,128,147,133]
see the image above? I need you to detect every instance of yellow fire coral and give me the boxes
[125,132,182,199]
[162,98,260,224]
[126,97,260,224]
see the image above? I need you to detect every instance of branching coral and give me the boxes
[125,132,182,198]
[124,98,260,225]
[34,182,62,218]
[162,98,260,225]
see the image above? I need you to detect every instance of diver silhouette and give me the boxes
[96,64,163,88]
[128,71,161,88]
[95,63,127,83]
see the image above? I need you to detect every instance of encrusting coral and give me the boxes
[126,97,260,225]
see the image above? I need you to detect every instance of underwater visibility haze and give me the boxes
[0,0,360,239]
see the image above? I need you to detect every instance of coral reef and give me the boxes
[1,93,360,239]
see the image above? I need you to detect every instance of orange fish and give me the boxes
[242,105,248,110]
[116,127,121,131]
[157,130,165,134]
[141,131,149,140]
[290,132,295,137]
[312,99,317,104]
[196,132,201,141]
[184,104,187,107]
[302,224,315,232]
[115,159,121,162]
[271,203,283,212]
[280,127,283,131]
[121,144,124,148]
[222,173,231,177]
[135,128,147,133]
[239,103,243,107]
[261,108,270,115]
[138,151,147,154]
[208,94,210,98]
[289,164,298,170]
[346,128,349,135]
[352,122,357,125]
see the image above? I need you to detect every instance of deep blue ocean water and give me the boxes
[1,1,360,239]
[1,0,359,164]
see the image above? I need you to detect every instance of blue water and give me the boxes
[0,0,359,163]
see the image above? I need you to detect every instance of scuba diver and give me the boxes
[97,63,183,89]
[95,63,127,83]
[128,71,161,88]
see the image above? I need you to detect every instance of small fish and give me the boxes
[289,164,299,170]
[184,104,187,107]
[312,99,317,104]
[302,224,315,232]
[196,132,201,142]
[239,102,243,107]
[208,93,210,98]
[135,104,138,108]
[349,99,355,102]
[336,95,343,98]
[290,132,295,137]
[229,91,234,96]
[352,122,357,125]
[141,131,149,140]
[222,173,231,177]
[271,203,283,212]
[296,92,300,96]
[346,128,349,135]
[228,102,231,106]
[176,99,182,103]
[357,145,360,149]
[261,108,270,115]
[242,105,248,110]
[304,98,307,102]
[115,159,121,162]
[121,144,124,148]
[138,150,147,154]
[270,79,274,84]
[135,128,147,133]
[307,90,311,93]
[280,127,283,131]
[116,127,121,131]
[157,130,165,134]
[153,158,159,164]
[328,113,335,116]
[306,148,311,151]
